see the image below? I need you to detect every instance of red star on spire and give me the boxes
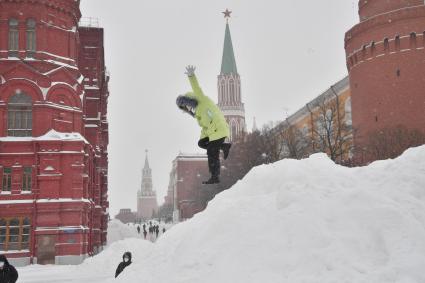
[222,9,232,19]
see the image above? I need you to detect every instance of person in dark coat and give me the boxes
[143,229,147,240]
[0,255,18,283]
[115,252,132,278]
[137,225,140,234]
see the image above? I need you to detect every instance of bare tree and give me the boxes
[312,97,353,162]
[279,124,310,160]
[259,122,286,164]
[363,125,425,161]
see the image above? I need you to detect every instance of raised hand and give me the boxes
[185,65,196,77]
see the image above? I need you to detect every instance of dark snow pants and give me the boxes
[198,137,225,178]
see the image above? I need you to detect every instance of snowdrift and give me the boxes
[19,146,425,283]
[107,219,139,245]
[113,146,425,283]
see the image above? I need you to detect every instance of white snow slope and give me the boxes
[19,146,425,283]
[106,219,139,245]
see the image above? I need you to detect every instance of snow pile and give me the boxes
[113,146,425,283]
[18,239,153,283]
[82,238,153,278]
[107,219,140,245]
[17,146,425,283]
[37,129,88,143]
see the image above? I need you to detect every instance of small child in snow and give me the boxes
[115,252,132,278]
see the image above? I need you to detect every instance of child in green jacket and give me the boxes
[176,66,231,184]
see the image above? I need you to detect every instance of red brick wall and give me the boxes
[174,157,209,220]
[358,0,423,21]
[345,2,425,161]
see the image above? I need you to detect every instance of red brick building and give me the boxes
[345,0,425,161]
[166,154,210,222]
[0,0,109,266]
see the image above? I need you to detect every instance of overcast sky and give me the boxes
[80,0,359,216]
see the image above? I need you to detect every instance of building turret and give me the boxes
[217,10,246,142]
[358,0,424,21]
[345,0,425,162]
[137,150,158,220]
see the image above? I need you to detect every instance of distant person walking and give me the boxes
[143,229,147,240]
[155,225,159,238]
[162,227,166,234]
[115,252,132,278]
[0,255,18,283]
[137,225,140,234]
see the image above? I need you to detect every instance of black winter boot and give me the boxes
[202,176,220,185]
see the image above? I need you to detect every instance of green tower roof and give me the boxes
[144,150,150,170]
[221,23,238,75]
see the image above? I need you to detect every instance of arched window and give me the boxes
[361,44,367,60]
[220,82,225,104]
[8,92,32,137]
[370,41,375,56]
[410,32,416,48]
[229,79,235,105]
[232,123,238,141]
[344,97,352,126]
[315,120,325,137]
[237,81,241,102]
[225,81,230,104]
[395,35,401,51]
[8,18,19,57]
[383,38,389,53]
[26,19,36,57]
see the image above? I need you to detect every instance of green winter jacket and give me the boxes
[185,75,230,141]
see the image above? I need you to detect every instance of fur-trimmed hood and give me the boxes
[122,252,132,263]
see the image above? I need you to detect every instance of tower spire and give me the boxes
[221,10,238,75]
[137,149,158,220]
[217,9,246,142]
[144,149,149,169]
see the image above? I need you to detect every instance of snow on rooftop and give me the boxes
[0,130,89,144]
[44,166,55,171]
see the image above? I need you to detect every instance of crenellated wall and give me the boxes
[358,0,423,21]
[345,0,425,162]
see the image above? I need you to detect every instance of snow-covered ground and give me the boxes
[18,146,425,283]
[107,219,140,244]
[108,220,174,243]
